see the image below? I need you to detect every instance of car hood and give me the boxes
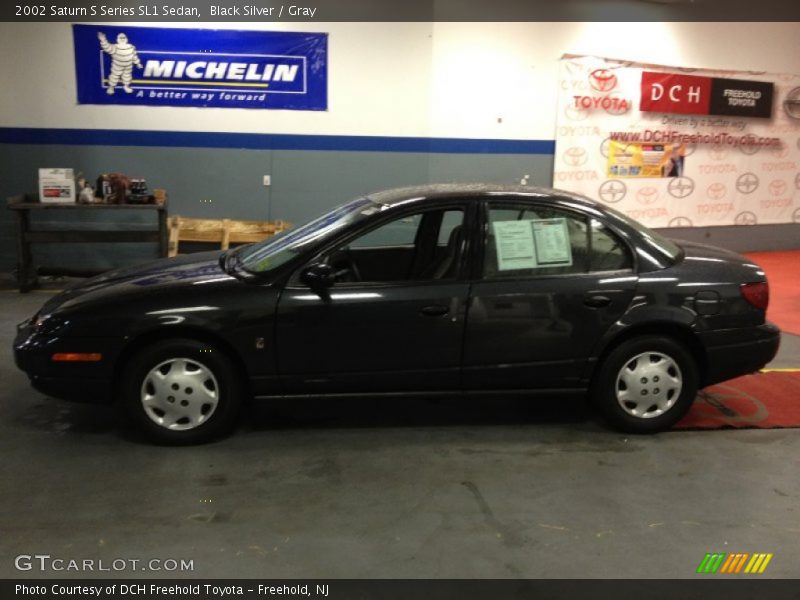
[40,251,236,315]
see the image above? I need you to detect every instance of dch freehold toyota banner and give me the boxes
[554,55,800,227]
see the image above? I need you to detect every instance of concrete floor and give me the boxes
[1,287,799,579]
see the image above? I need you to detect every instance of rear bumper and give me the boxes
[701,322,781,386]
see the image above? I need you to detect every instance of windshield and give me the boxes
[238,197,383,273]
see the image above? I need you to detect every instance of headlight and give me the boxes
[33,313,50,328]
[31,313,68,335]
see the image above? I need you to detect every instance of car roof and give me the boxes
[364,183,601,209]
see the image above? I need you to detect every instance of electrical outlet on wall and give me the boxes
[263,175,271,187]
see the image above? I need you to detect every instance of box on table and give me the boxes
[39,168,75,203]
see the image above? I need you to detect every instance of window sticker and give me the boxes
[532,218,573,267]
[492,221,537,271]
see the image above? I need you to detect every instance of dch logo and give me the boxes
[769,179,788,197]
[668,177,695,199]
[563,147,588,167]
[709,145,728,161]
[589,68,617,92]
[636,186,659,205]
[735,211,758,225]
[706,183,727,200]
[598,180,627,203]
[736,173,760,195]
[668,216,693,227]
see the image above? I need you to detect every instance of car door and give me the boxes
[275,202,473,394]
[462,198,638,390]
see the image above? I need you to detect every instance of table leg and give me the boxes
[158,207,168,258]
[15,209,37,292]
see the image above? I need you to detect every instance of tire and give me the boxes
[592,335,698,433]
[120,338,243,444]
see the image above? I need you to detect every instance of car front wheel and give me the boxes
[593,335,698,433]
[120,339,242,444]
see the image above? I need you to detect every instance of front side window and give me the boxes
[483,204,631,278]
[321,208,465,284]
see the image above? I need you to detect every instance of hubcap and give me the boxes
[140,358,219,431]
[615,352,682,419]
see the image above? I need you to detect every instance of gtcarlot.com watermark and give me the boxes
[15,554,194,573]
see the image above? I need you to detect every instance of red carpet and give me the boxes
[745,250,800,336]
[675,371,800,429]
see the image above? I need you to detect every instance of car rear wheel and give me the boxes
[593,335,698,433]
[120,339,242,444]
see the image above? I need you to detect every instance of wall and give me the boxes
[1,21,799,273]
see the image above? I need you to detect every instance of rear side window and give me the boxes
[483,204,632,278]
[588,219,633,272]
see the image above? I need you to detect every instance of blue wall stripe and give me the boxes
[0,127,555,155]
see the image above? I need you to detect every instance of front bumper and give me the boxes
[701,322,781,387]
[14,320,118,403]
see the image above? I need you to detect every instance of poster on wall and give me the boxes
[554,55,800,227]
[72,24,327,110]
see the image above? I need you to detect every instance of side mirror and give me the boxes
[301,263,336,288]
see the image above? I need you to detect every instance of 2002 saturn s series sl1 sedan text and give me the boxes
[14,184,780,444]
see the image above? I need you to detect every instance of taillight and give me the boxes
[740,281,769,311]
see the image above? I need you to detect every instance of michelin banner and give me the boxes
[73,24,327,110]
[554,55,800,227]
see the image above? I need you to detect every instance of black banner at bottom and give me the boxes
[4,579,800,600]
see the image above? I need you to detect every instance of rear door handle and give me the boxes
[584,295,611,308]
[420,304,449,317]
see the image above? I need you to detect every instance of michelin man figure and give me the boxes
[97,31,142,94]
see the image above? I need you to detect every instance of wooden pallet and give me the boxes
[167,216,290,257]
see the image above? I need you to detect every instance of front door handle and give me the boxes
[420,304,449,317]
[584,295,611,308]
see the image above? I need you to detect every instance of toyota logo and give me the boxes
[600,137,610,158]
[709,145,728,161]
[668,177,695,199]
[706,183,727,200]
[768,145,789,159]
[589,68,617,92]
[783,87,800,118]
[636,186,659,205]
[738,138,761,155]
[735,173,759,195]
[793,207,800,223]
[564,103,589,122]
[682,143,697,157]
[563,147,588,167]
[668,216,693,227]
[598,180,627,203]
[604,92,630,115]
[735,211,758,225]
[769,179,788,197]
[795,172,800,190]
[564,61,587,78]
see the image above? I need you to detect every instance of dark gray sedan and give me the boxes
[14,184,780,443]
